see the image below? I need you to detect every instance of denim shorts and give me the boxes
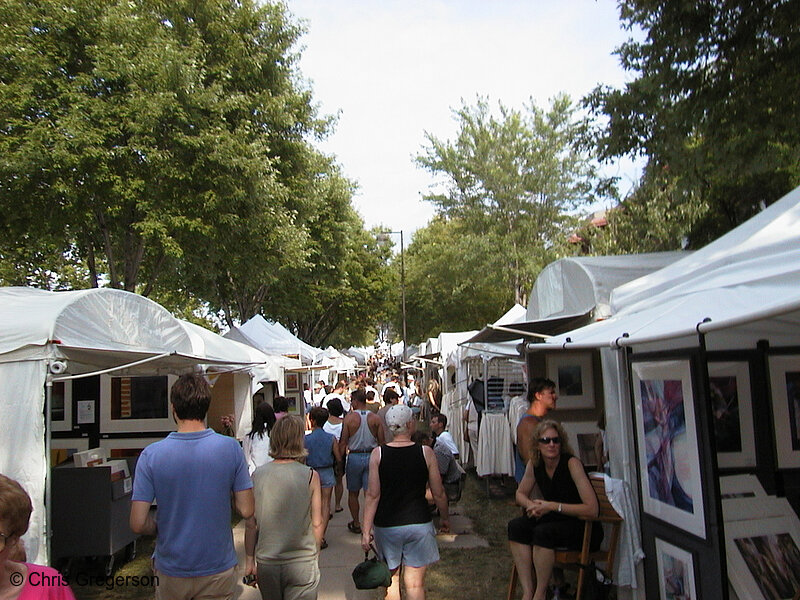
[345,452,371,491]
[314,466,335,489]
[373,522,440,570]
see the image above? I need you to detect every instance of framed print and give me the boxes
[722,495,793,523]
[632,360,706,538]
[284,392,300,413]
[726,515,800,600]
[546,352,594,409]
[285,372,300,392]
[707,361,756,468]
[49,380,73,432]
[100,374,177,434]
[719,474,767,499]
[768,355,800,468]
[655,538,697,600]
[561,421,602,471]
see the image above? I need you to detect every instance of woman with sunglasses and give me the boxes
[507,419,603,600]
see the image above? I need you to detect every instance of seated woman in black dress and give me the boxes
[508,419,603,600]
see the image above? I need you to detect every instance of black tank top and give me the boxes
[534,454,582,520]
[374,444,431,527]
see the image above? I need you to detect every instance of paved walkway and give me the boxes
[231,505,487,599]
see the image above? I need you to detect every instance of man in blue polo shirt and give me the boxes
[130,372,254,600]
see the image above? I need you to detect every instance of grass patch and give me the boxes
[425,472,520,600]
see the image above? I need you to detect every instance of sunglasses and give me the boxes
[538,436,561,445]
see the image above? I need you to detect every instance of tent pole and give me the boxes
[45,374,53,566]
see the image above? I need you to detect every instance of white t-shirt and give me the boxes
[435,431,459,456]
[243,430,273,475]
[323,392,350,412]
[323,421,343,441]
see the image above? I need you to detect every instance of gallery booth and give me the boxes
[530,185,800,600]
[0,287,275,566]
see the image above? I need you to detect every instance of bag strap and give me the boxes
[364,543,380,561]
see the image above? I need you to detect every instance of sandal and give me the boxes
[335,507,344,513]
[347,521,362,534]
[320,539,328,550]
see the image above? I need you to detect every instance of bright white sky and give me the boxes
[288,0,641,238]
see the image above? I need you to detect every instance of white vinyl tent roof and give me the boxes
[540,185,800,351]
[314,345,358,373]
[0,287,275,566]
[225,314,321,364]
[527,252,688,322]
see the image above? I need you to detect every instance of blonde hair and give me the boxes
[268,416,308,460]
[529,419,575,468]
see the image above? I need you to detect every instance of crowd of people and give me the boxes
[1,369,604,600]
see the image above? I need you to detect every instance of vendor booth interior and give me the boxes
[531,185,800,600]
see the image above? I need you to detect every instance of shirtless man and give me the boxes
[514,378,558,483]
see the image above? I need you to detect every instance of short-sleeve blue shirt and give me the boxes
[132,429,253,577]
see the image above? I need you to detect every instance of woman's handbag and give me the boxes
[352,546,392,589]
[574,562,612,600]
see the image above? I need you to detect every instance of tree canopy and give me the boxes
[585,0,800,245]
[416,95,604,308]
[0,0,392,345]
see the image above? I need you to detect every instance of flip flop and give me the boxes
[347,521,362,534]
[320,539,328,550]
[335,507,344,513]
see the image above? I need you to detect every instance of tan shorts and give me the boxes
[154,565,236,600]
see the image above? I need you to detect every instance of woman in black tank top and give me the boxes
[508,419,603,600]
[360,405,450,599]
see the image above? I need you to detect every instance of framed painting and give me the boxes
[561,421,602,471]
[726,515,800,600]
[768,355,800,468]
[719,474,767,500]
[546,352,594,409]
[632,360,706,538]
[655,538,697,600]
[707,361,756,468]
[285,372,300,392]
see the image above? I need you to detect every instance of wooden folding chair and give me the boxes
[507,474,622,600]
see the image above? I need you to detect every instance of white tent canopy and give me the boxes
[0,287,274,566]
[540,186,800,352]
[225,314,321,364]
[527,252,687,322]
[313,345,358,373]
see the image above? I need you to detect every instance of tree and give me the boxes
[568,165,709,256]
[0,0,319,306]
[398,217,514,342]
[416,96,606,305]
[261,169,397,348]
[585,0,800,245]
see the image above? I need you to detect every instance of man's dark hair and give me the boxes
[433,413,447,428]
[327,397,344,417]
[309,406,329,428]
[350,388,367,405]
[383,388,399,404]
[273,396,290,413]
[171,373,212,421]
[527,377,556,403]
